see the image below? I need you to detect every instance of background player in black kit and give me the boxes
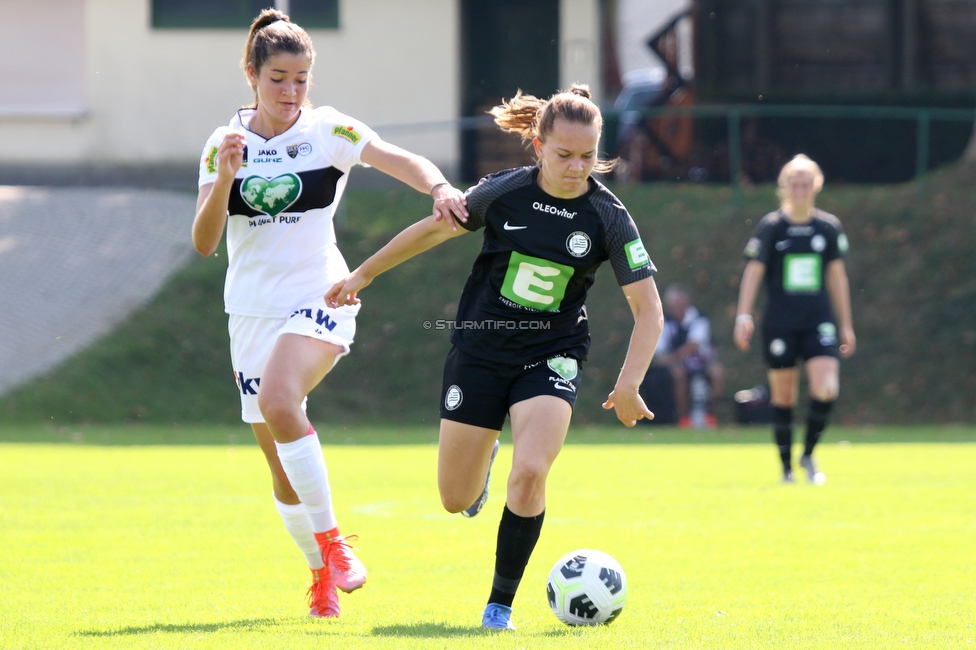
[327,85,664,629]
[734,154,856,484]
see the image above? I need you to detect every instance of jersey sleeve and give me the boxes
[821,213,850,263]
[313,107,377,172]
[462,167,535,232]
[198,127,229,188]
[743,213,778,265]
[460,177,490,231]
[591,189,657,286]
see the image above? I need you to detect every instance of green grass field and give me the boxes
[1,426,974,649]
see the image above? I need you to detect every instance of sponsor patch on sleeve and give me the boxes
[837,233,849,254]
[624,238,650,269]
[744,237,762,258]
[205,146,218,174]
[332,125,361,144]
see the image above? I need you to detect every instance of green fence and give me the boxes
[375,103,976,194]
[612,103,976,199]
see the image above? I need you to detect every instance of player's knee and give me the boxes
[440,490,472,514]
[812,386,838,402]
[812,376,839,402]
[508,462,548,497]
[257,390,292,428]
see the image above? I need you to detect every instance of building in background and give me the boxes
[603,0,976,184]
[0,0,600,183]
[2,0,972,186]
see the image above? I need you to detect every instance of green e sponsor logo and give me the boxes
[625,238,649,269]
[783,253,822,292]
[500,251,574,311]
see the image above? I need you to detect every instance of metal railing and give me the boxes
[375,104,976,198]
[626,103,976,198]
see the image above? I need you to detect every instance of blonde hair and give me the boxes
[490,84,616,174]
[777,154,824,211]
[242,9,316,106]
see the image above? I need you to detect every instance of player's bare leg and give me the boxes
[437,421,499,514]
[506,396,572,517]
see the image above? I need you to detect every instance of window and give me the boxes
[152,0,339,29]
[0,0,86,118]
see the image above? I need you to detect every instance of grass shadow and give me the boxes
[76,617,280,637]
[370,622,494,638]
[370,622,582,638]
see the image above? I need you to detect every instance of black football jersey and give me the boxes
[743,209,849,330]
[451,166,656,364]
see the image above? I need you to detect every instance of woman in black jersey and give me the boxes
[733,154,856,484]
[327,85,663,629]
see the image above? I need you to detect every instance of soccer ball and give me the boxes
[546,549,627,625]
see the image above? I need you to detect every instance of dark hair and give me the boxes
[242,9,316,99]
[490,84,615,174]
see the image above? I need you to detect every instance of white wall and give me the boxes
[560,0,602,103]
[0,0,604,172]
[0,0,460,170]
[0,0,86,118]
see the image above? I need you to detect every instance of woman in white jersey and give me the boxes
[192,9,467,619]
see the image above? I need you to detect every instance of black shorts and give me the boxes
[762,322,839,369]
[440,347,583,430]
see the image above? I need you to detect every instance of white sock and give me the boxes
[274,431,339,533]
[273,495,325,570]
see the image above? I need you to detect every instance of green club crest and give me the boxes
[240,173,301,216]
[547,356,578,381]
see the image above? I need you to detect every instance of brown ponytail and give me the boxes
[490,84,616,174]
[242,9,316,100]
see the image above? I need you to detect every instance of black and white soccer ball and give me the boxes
[546,549,627,625]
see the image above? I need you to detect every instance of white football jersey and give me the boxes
[198,106,376,317]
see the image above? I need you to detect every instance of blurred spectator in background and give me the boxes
[654,284,723,428]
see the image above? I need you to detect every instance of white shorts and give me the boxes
[228,298,360,423]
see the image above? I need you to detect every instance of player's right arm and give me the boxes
[326,214,468,307]
[193,130,246,257]
[734,260,765,351]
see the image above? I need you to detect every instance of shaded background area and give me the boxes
[2,161,973,427]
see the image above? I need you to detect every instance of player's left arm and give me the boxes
[360,139,468,228]
[826,259,856,358]
[603,276,664,427]
[326,213,468,307]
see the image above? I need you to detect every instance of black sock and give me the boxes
[804,399,833,457]
[772,406,794,473]
[487,505,545,608]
